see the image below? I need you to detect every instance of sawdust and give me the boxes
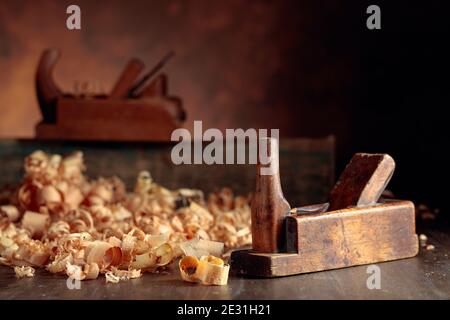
[0,151,251,284]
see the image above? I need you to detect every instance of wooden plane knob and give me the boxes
[329,153,395,211]
[251,137,291,253]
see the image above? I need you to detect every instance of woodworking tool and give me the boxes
[34,48,185,142]
[231,141,418,277]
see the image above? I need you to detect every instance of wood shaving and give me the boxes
[21,211,50,238]
[14,266,35,278]
[180,239,224,258]
[0,151,251,285]
[1,205,20,222]
[179,255,230,286]
[105,272,120,283]
[105,267,141,283]
[419,234,428,247]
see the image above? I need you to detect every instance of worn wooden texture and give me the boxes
[232,152,418,277]
[329,153,395,211]
[232,202,418,277]
[251,138,291,253]
[0,229,448,299]
[35,97,185,142]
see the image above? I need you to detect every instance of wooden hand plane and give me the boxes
[231,138,419,277]
[35,49,185,142]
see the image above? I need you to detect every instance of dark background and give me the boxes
[356,1,449,221]
[0,0,448,219]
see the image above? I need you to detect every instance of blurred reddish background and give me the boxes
[1,0,449,217]
[0,0,357,143]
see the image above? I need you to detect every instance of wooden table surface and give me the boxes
[0,140,448,299]
[1,229,448,300]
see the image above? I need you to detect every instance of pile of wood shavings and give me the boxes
[0,151,251,283]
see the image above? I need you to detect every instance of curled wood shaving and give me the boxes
[130,252,157,270]
[14,266,35,278]
[1,205,20,222]
[111,267,142,280]
[0,151,251,284]
[155,243,174,266]
[179,255,230,286]
[105,272,120,283]
[21,211,50,238]
[179,239,224,258]
[84,262,100,279]
[46,221,71,240]
[66,262,85,280]
[85,241,122,270]
[66,261,99,280]
[105,268,141,283]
